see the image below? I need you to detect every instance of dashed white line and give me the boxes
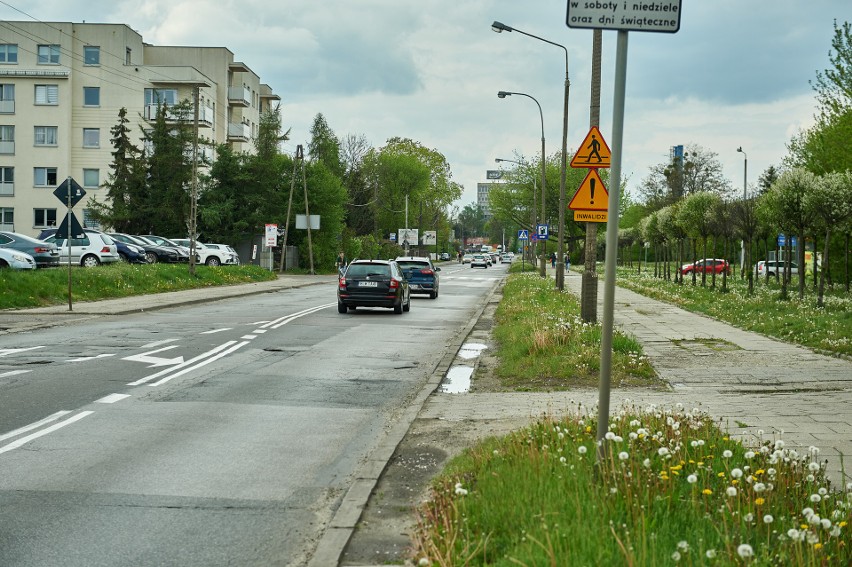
[0,411,94,455]
[241,335,257,340]
[95,393,131,404]
[68,354,115,362]
[0,411,73,442]
[140,338,180,349]
[201,328,231,335]
[0,370,31,378]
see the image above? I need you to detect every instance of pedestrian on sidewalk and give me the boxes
[550,252,556,268]
[565,254,570,273]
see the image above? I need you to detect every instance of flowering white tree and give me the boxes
[805,171,852,305]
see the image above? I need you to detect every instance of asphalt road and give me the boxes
[0,262,508,566]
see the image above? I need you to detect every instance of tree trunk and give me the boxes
[797,232,806,300]
[818,228,830,308]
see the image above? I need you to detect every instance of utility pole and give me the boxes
[301,147,315,274]
[278,146,301,272]
[581,29,602,322]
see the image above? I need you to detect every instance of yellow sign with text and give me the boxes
[574,210,608,223]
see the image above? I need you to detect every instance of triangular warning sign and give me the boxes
[568,170,608,211]
[570,126,611,168]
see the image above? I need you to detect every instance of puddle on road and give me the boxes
[439,365,473,394]
[457,343,488,360]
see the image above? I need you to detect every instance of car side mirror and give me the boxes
[435,267,441,272]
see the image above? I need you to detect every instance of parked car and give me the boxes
[0,231,60,268]
[0,247,36,269]
[108,233,182,264]
[395,256,440,299]
[40,228,146,264]
[205,243,241,265]
[755,260,799,278]
[470,254,489,268]
[42,230,120,267]
[679,258,731,276]
[337,259,411,314]
[134,234,190,263]
[170,239,237,266]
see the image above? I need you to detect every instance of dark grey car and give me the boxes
[0,231,60,268]
[337,259,411,314]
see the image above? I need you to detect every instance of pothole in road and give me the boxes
[439,365,473,394]
[457,343,488,360]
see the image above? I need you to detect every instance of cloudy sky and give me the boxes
[1,0,845,210]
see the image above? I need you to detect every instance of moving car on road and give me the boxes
[470,254,489,268]
[395,256,440,299]
[338,259,411,314]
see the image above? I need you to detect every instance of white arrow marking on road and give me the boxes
[140,338,179,349]
[0,346,45,357]
[122,345,185,368]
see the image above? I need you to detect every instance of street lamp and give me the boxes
[737,146,747,274]
[498,90,547,277]
[493,20,570,288]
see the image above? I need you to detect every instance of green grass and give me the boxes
[613,267,852,357]
[411,406,851,566]
[0,263,277,309]
[492,272,661,390]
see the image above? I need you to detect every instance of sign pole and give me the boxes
[596,30,628,461]
[65,176,72,311]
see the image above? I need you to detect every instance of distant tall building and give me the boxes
[0,21,279,236]
[477,182,493,219]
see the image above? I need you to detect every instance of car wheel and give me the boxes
[118,252,129,263]
[337,302,347,314]
[81,254,101,267]
[394,299,403,314]
[145,252,158,264]
[206,257,221,267]
[429,290,437,299]
[403,293,411,312]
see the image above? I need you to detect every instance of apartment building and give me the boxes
[477,182,493,219]
[0,21,279,237]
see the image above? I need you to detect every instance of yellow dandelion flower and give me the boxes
[585,426,592,433]
[718,472,726,478]
[755,469,765,476]
[689,459,695,464]
[697,461,704,466]
[754,497,765,506]
[802,524,810,530]
[839,521,847,528]
[732,479,739,485]
[672,470,680,476]
[723,437,729,441]
[814,543,823,550]
[703,489,713,495]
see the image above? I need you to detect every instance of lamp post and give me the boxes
[493,21,569,288]
[737,146,747,275]
[498,90,547,277]
[496,157,535,264]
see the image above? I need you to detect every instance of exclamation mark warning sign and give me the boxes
[568,169,608,211]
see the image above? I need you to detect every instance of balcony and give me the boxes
[228,86,251,107]
[0,100,14,114]
[0,182,12,196]
[144,104,213,127]
[0,141,14,155]
[227,122,251,142]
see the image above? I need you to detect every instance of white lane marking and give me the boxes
[0,411,73,442]
[140,338,180,349]
[148,341,249,387]
[253,329,267,334]
[201,328,231,335]
[123,346,185,368]
[0,346,45,357]
[127,341,240,386]
[95,393,131,404]
[241,335,257,340]
[68,354,115,363]
[0,411,94,454]
[264,303,335,330]
[0,370,31,378]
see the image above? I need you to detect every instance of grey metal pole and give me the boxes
[556,67,570,290]
[596,30,628,461]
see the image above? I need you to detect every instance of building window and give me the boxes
[37,44,60,65]
[125,47,131,65]
[83,46,100,65]
[0,84,14,114]
[34,126,58,146]
[83,87,100,107]
[83,169,99,188]
[0,125,13,154]
[35,85,59,105]
[34,167,57,187]
[82,128,99,148]
[0,44,18,64]
[0,207,13,229]
[0,167,12,196]
[144,88,178,106]
[34,208,57,228]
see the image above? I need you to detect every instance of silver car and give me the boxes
[0,248,36,269]
[43,230,120,267]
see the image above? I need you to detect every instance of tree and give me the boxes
[254,104,290,160]
[804,171,852,306]
[677,192,722,287]
[811,19,852,118]
[638,144,732,209]
[87,107,147,232]
[307,113,345,179]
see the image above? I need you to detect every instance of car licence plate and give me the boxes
[410,284,421,290]
[358,281,378,287]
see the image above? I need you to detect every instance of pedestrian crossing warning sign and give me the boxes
[568,169,608,211]
[570,126,611,168]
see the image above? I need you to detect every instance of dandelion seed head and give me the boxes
[737,544,754,558]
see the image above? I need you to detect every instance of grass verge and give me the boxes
[493,272,661,390]
[0,263,277,309]
[411,404,851,566]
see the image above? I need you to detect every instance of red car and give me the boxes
[679,258,731,275]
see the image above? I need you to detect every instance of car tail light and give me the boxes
[389,278,399,289]
[34,246,49,253]
[338,277,347,290]
[100,247,110,253]
[420,269,434,275]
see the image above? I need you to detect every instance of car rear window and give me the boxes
[397,261,429,270]
[347,264,391,278]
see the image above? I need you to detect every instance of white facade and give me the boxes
[477,182,493,219]
[0,22,279,237]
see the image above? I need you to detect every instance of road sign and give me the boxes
[566,0,682,33]
[389,233,397,242]
[518,229,529,240]
[573,210,608,223]
[569,169,609,211]
[486,170,503,180]
[422,230,437,245]
[53,178,86,208]
[570,126,611,169]
[536,224,549,239]
[54,212,86,240]
[777,234,798,248]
